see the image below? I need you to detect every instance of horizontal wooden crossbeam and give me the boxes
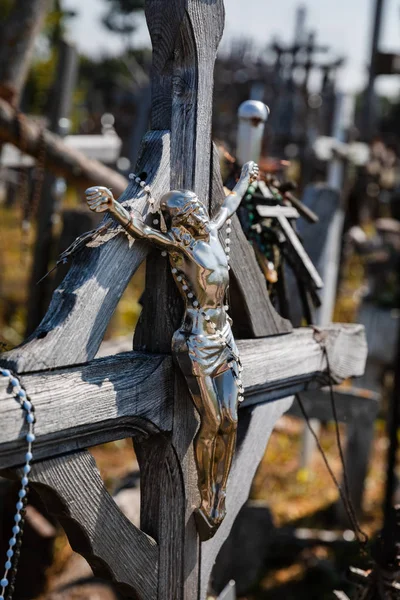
[0,324,366,469]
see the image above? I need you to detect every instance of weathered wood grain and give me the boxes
[146,0,184,129]
[134,1,225,353]
[27,451,158,599]
[1,131,170,371]
[176,1,224,202]
[136,4,225,597]
[0,324,367,469]
[134,420,187,599]
[171,371,202,596]
[241,323,367,405]
[0,351,173,468]
[200,397,294,599]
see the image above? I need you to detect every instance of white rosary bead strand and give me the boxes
[129,173,167,255]
[129,172,157,213]
[225,218,232,271]
[0,369,35,600]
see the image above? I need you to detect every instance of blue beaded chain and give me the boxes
[0,368,35,600]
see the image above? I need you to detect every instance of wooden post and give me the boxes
[361,0,385,139]
[0,0,50,107]
[26,39,78,335]
[320,92,355,325]
[133,2,224,595]
[299,93,355,470]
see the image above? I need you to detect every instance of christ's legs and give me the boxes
[212,367,239,522]
[183,372,222,521]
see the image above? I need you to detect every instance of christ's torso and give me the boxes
[168,225,230,335]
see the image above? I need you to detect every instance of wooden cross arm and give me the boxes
[0,324,366,469]
[0,350,173,468]
[242,323,367,406]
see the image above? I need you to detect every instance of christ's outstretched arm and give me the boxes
[212,161,259,230]
[85,186,178,250]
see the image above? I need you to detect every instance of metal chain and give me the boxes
[296,329,369,549]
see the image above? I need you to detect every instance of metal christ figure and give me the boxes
[85,161,259,531]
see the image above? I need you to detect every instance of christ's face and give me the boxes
[175,203,210,239]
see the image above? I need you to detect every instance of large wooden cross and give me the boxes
[0,2,367,598]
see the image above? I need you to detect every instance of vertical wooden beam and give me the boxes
[361,0,385,139]
[134,0,224,351]
[134,2,224,598]
[26,40,78,335]
[134,432,186,599]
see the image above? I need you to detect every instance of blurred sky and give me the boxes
[63,0,400,97]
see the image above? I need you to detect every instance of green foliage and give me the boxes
[102,0,145,35]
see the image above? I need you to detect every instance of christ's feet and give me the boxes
[212,489,227,524]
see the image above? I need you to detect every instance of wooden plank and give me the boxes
[135,0,226,352]
[256,205,300,219]
[0,324,367,468]
[0,351,174,468]
[27,451,158,600]
[170,371,202,597]
[1,130,170,371]
[136,3,224,597]
[134,381,189,600]
[241,323,367,405]
[277,214,324,290]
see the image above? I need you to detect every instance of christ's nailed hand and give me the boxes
[85,186,115,213]
[240,161,259,184]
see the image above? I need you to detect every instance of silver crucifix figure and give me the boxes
[86,160,258,535]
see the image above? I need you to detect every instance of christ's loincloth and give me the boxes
[172,322,240,378]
